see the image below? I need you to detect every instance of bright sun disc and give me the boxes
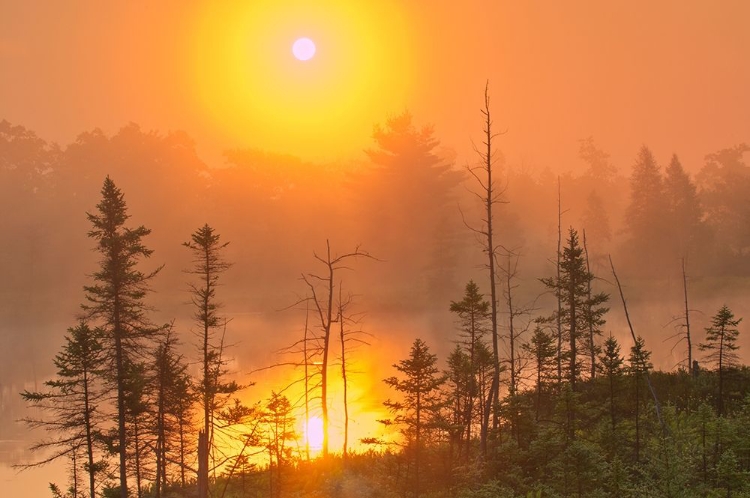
[306,416,324,451]
[292,37,316,61]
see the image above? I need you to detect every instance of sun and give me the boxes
[305,416,324,452]
[292,37,316,61]
[188,1,414,157]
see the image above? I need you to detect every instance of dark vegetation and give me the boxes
[3,108,750,496]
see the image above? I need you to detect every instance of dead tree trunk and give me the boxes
[303,240,371,458]
[682,258,693,375]
[583,230,596,379]
[556,177,563,386]
[608,255,666,434]
[338,286,349,461]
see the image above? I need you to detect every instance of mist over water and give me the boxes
[2,2,750,495]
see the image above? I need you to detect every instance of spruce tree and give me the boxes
[700,305,742,416]
[183,223,236,496]
[624,146,668,272]
[449,280,490,454]
[83,177,162,498]
[541,228,609,391]
[20,322,107,498]
[384,338,446,497]
[664,154,703,258]
[628,336,652,463]
[599,335,624,433]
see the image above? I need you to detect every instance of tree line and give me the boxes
[6,91,750,497]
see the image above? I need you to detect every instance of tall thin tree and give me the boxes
[465,83,504,455]
[183,223,235,497]
[302,240,371,457]
[20,321,106,498]
[83,177,162,498]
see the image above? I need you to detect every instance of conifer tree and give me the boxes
[151,326,192,497]
[83,177,162,498]
[449,280,489,453]
[599,334,624,433]
[624,146,668,272]
[183,223,237,496]
[628,336,652,463]
[384,338,446,497]
[700,305,742,416]
[523,326,557,420]
[664,154,703,258]
[20,322,107,498]
[541,228,609,391]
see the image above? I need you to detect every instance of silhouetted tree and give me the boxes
[449,280,490,455]
[628,336,652,463]
[700,305,742,416]
[83,177,162,498]
[151,326,192,498]
[302,240,371,457]
[183,223,237,496]
[522,326,557,421]
[464,84,503,455]
[541,228,609,391]
[263,392,297,498]
[20,322,107,498]
[445,345,472,463]
[599,334,624,434]
[582,230,605,379]
[384,338,446,498]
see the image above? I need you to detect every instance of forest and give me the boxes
[3,97,750,498]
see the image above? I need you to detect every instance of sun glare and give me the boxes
[292,37,316,61]
[188,1,413,157]
[305,416,324,451]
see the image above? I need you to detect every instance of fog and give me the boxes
[2,1,750,495]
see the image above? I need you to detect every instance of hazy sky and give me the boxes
[2,3,750,494]
[2,1,749,170]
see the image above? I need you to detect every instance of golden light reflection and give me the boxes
[188,0,414,157]
[304,416,324,451]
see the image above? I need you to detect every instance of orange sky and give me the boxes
[1,1,749,170]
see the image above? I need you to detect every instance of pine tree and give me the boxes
[20,322,107,498]
[599,335,624,433]
[449,280,490,455]
[523,326,557,421]
[151,326,192,498]
[183,223,237,496]
[83,177,162,498]
[262,392,296,498]
[700,305,742,416]
[445,345,473,463]
[384,338,446,498]
[628,336,652,463]
[541,228,609,391]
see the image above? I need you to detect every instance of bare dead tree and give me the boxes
[301,240,373,458]
[303,301,312,461]
[582,230,598,379]
[501,250,522,397]
[682,258,694,374]
[336,285,372,462]
[556,177,564,385]
[665,258,698,373]
[608,255,665,434]
[464,82,506,456]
